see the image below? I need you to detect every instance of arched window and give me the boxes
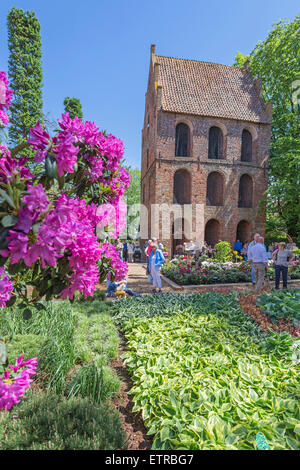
[238,174,253,208]
[241,130,252,162]
[208,126,223,159]
[205,219,221,247]
[173,169,191,204]
[236,220,251,244]
[175,123,190,157]
[206,172,224,206]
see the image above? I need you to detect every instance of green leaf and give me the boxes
[22,308,32,320]
[1,215,18,227]
[0,189,15,209]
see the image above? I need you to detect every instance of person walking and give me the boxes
[247,233,262,284]
[272,242,294,290]
[128,242,134,263]
[123,241,128,262]
[248,236,268,292]
[145,239,152,274]
[149,242,165,294]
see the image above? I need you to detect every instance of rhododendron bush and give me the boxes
[0,355,38,410]
[0,70,129,307]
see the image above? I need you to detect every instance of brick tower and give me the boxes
[141,45,272,255]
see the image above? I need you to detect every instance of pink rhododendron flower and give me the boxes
[22,184,50,214]
[0,231,28,264]
[0,153,34,184]
[0,356,38,411]
[27,121,50,162]
[98,242,128,281]
[0,71,13,127]
[0,267,13,307]
[96,199,127,238]
[53,132,79,176]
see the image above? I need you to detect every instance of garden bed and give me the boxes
[113,293,300,450]
[0,299,128,450]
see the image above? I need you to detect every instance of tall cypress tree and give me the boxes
[64,97,83,119]
[7,7,43,147]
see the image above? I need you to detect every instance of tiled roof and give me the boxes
[156,55,269,123]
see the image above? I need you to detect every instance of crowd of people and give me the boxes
[116,239,142,263]
[106,233,297,298]
[245,233,295,291]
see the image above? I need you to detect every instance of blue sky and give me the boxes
[0,0,299,168]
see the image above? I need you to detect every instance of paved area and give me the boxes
[125,262,300,296]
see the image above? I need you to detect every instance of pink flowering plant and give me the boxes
[0,355,38,411]
[0,69,129,308]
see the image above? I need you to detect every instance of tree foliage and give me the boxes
[7,7,43,148]
[234,15,300,244]
[123,166,141,239]
[63,97,83,120]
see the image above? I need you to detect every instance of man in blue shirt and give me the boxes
[248,236,268,291]
[234,239,243,253]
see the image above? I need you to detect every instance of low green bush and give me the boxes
[67,363,120,403]
[0,391,127,450]
[5,334,45,365]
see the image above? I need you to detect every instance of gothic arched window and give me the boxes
[208,126,223,159]
[238,174,253,208]
[173,169,191,205]
[175,123,190,157]
[241,130,252,162]
[206,172,224,206]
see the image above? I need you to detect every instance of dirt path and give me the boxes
[110,333,152,450]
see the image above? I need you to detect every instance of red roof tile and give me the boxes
[156,55,269,123]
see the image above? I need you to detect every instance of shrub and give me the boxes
[213,241,233,262]
[0,391,127,450]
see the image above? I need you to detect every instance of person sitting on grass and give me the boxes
[106,277,142,298]
[149,242,165,294]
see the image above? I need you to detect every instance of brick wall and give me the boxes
[141,56,271,255]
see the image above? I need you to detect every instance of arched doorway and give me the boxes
[205,219,221,247]
[236,220,251,245]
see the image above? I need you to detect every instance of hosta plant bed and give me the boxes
[114,293,300,450]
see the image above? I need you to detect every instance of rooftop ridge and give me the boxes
[155,54,244,71]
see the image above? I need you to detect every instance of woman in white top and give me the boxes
[272,242,294,289]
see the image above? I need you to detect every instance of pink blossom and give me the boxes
[0,267,13,307]
[0,356,38,411]
[53,132,79,176]
[0,153,34,184]
[28,121,50,162]
[0,71,13,127]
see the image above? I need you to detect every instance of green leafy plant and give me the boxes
[115,293,300,450]
[257,290,300,327]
